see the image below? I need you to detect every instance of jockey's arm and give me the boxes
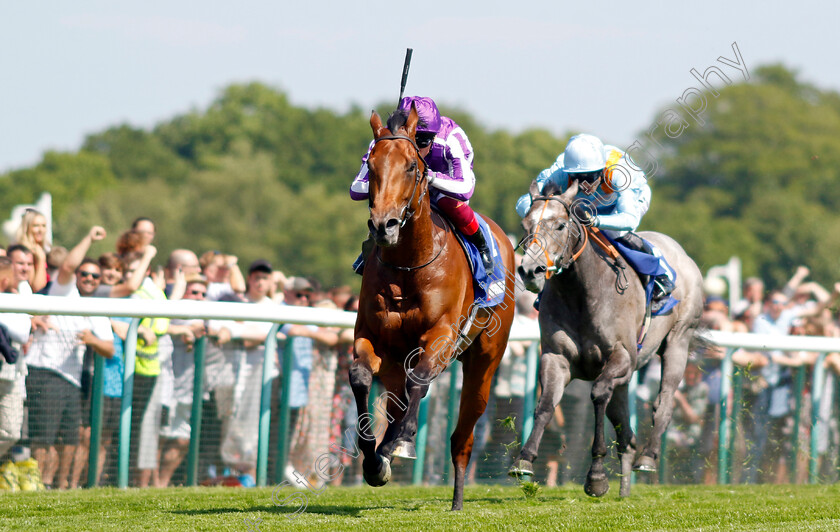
[349,140,376,201]
[515,154,565,218]
[593,171,651,233]
[594,188,646,232]
[425,128,475,199]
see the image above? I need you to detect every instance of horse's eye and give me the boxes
[557,222,566,230]
[407,161,417,173]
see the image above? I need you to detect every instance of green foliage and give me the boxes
[3,67,840,290]
[641,63,840,287]
[519,480,542,499]
[0,150,116,245]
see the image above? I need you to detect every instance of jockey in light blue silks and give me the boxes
[351,96,495,273]
[516,133,675,306]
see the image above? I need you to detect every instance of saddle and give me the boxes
[433,208,505,308]
[588,229,679,351]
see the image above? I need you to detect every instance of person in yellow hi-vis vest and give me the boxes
[125,253,170,488]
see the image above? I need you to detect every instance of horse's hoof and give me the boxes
[632,455,657,472]
[362,455,391,487]
[391,441,417,460]
[508,459,534,477]
[584,473,609,497]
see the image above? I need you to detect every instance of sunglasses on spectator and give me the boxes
[295,292,310,299]
[188,289,207,297]
[770,299,786,305]
[78,271,101,280]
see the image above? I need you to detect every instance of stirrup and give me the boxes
[653,276,675,299]
[466,231,494,272]
[478,249,494,272]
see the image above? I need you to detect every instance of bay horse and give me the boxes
[510,179,703,497]
[350,105,516,511]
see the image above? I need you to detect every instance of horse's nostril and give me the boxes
[535,265,546,275]
[385,218,400,229]
[368,219,377,234]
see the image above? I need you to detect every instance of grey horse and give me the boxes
[509,179,704,497]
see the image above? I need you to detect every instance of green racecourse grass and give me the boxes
[4,483,840,531]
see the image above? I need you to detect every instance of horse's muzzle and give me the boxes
[517,264,545,293]
[368,216,401,247]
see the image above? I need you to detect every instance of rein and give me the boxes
[371,134,443,272]
[523,195,588,279]
[523,195,629,291]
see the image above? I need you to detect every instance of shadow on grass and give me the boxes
[172,503,397,518]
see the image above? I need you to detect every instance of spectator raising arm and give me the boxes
[226,255,246,294]
[56,226,107,286]
[782,265,810,299]
[109,245,157,298]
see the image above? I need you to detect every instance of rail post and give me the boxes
[717,348,734,484]
[117,318,140,489]
[186,336,207,486]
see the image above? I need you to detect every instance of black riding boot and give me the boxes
[467,230,494,272]
[615,232,674,305]
[352,235,376,276]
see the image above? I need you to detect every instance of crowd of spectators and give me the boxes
[629,266,840,485]
[3,208,840,491]
[0,212,355,490]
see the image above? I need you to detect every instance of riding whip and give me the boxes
[399,48,413,104]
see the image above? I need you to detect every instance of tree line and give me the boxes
[2,64,838,290]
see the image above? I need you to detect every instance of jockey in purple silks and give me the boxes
[350,96,494,274]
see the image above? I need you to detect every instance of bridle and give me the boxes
[372,135,428,228]
[370,134,445,272]
[521,193,629,292]
[519,195,588,279]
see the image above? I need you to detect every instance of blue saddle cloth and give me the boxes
[456,214,506,308]
[603,234,679,316]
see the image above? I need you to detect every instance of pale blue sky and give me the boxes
[1,1,837,173]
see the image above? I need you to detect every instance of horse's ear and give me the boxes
[528,179,541,198]
[405,104,419,139]
[370,111,388,139]
[563,179,580,200]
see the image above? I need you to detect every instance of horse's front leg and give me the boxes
[585,345,633,498]
[379,327,452,460]
[510,351,570,477]
[349,336,391,487]
[606,383,637,497]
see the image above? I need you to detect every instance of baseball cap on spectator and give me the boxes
[704,295,728,313]
[248,259,273,275]
[184,273,209,286]
[285,277,313,292]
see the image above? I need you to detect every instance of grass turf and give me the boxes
[3,483,840,531]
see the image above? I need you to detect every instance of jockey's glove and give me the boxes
[581,211,599,227]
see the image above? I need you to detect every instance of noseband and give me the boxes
[372,135,428,228]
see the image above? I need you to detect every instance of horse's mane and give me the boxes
[542,180,563,196]
[386,108,428,135]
